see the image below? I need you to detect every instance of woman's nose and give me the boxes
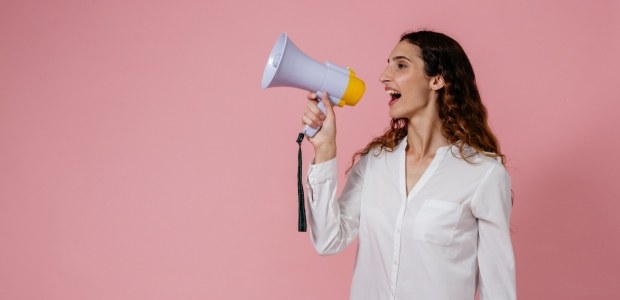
[379,68,391,83]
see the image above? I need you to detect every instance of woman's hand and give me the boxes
[302,92,337,163]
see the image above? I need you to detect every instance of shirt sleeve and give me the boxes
[471,163,517,300]
[306,156,366,256]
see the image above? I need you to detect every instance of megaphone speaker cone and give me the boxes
[261,33,288,89]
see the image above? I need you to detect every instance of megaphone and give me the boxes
[261,33,365,137]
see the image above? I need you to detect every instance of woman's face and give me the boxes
[379,41,436,120]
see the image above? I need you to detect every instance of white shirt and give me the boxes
[306,140,516,300]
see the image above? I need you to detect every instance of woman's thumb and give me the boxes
[321,91,335,119]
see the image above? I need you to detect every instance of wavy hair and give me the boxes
[349,30,505,172]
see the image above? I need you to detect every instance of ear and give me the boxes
[429,75,445,91]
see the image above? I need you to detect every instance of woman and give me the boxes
[302,30,516,300]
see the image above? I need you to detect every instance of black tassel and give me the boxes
[296,132,307,232]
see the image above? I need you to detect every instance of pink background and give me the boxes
[1,0,619,299]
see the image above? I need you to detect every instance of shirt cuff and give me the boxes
[307,158,337,184]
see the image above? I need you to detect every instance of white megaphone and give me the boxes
[261,33,365,137]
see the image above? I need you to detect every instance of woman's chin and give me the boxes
[388,109,402,120]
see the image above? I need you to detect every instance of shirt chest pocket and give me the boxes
[413,199,463,246]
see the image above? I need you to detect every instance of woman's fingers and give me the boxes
[302,103,323,128]
[307,92,318,101]
[302,92,326,128]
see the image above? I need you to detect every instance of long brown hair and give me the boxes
[349,30,505,172]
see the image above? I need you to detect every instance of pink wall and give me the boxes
[1,0,619,299]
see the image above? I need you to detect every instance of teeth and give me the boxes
[386,89,400,95]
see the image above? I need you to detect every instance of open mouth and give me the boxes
[386,89,401,103]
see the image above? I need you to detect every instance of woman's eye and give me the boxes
[397,63,407,69]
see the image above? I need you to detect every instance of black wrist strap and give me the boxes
[296,132,307,232]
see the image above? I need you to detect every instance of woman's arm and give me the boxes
[302,91,364,255]
[471,163,517,300]
[306,155,366,255]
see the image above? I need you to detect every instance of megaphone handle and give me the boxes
[303,92,341,137]
[302,100,325,138]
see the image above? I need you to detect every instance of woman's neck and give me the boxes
[405,116,449,160]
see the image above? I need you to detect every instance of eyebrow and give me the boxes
[388,55,412,63]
